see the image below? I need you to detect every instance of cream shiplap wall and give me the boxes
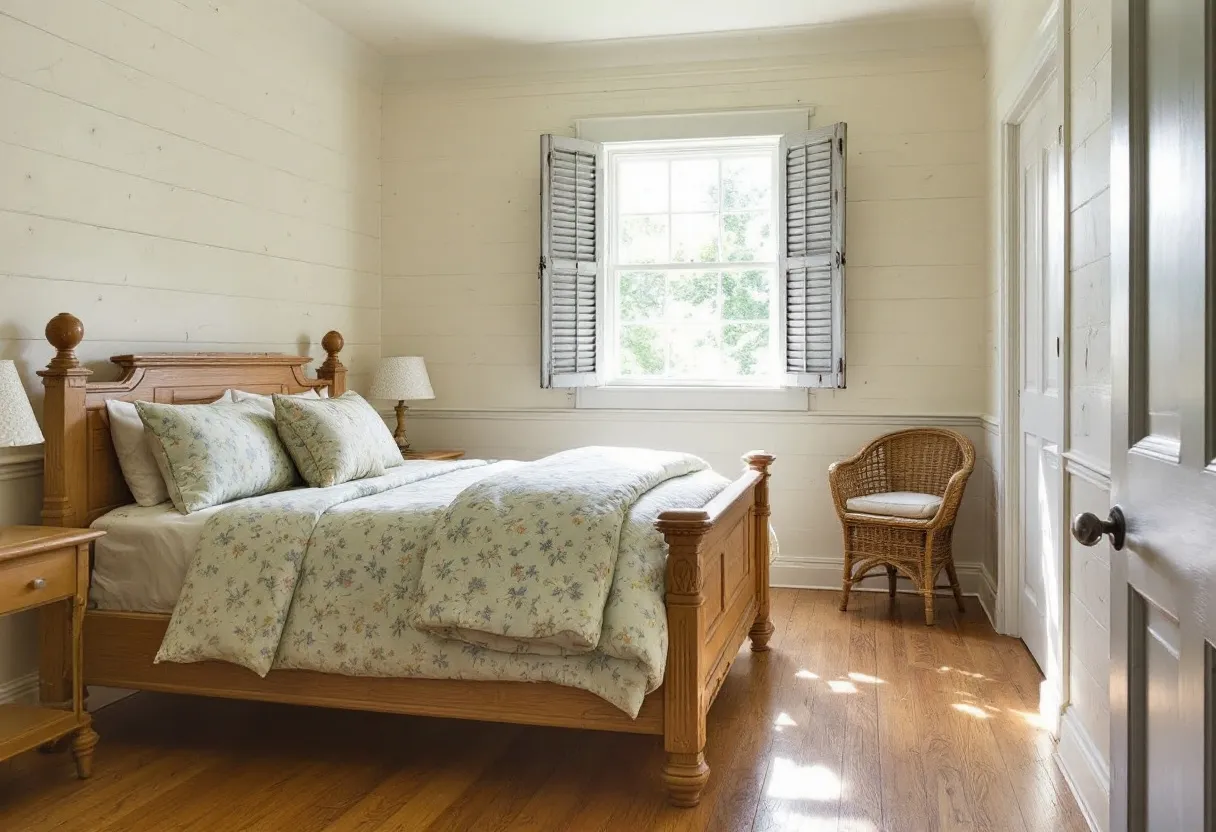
[0,0,382,699]
[0,0,382,392]
[382,16,995,604]
[980,0,1113,828]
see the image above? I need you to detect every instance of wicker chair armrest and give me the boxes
[926,467,974,530]
[828,456,870,516]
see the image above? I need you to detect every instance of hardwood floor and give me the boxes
[0,590,1089,831]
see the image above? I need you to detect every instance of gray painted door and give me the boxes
[1095,1,1216,829]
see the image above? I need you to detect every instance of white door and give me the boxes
[1084,1,1216,829]
[1017,72,1065,682]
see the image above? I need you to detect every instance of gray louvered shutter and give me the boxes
[540,135,603,388]
[781,123,846,388]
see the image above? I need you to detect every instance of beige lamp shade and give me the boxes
[369,356,435,402]
[0,360,44,448]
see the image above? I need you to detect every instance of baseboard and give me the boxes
[770,556,998,628]
[0,672,39,705]
[1054,706,1111,832]
[0,672,132,711]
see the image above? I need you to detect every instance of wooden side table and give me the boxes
[0,526,104,778]
[402,449,465,461]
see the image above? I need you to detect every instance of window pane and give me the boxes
[620,324,665,376]
[669,326,720,377]
[723,323,771,376]
[722,156,771,210]
[619,215,669,264]
[619,271,665,321]
[618,160,668,213]
[671,159,719,211]
[722,211,774,262]
[670,213,718,262]
[668,271,719,322]
[722,269,771,320]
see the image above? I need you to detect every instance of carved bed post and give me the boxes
[38,313,91,706]
[746,452,775,651]
[656,508,712,807]
[317,330,347,395]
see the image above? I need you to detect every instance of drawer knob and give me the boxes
[28,577,46,590]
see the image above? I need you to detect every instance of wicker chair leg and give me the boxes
[945,562,965,612]
[886,565,897,598]
[839,531,853,612]
[840,576,853,612]
[923,591,935,626]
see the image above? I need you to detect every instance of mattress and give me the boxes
[89,501,218,613]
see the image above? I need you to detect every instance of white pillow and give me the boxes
[229,387,326,415]
[106,390,234,507]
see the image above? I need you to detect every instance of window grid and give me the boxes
[605,139,781,386]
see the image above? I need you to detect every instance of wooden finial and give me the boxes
[322,330,344,358]
[317,330,347,396]
[42,313,85,373]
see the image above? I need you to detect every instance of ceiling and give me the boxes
[300,0,976,54]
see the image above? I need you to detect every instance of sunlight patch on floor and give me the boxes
[774,712,798,732]
[847,672,885,685]
[952,702,991,719]
[766,757,842,801]
[827,680,857,694]
[795,669,819,680]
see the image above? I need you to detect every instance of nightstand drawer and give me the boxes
[0,548,76,613]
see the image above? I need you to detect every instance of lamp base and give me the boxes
[393,401,411,451]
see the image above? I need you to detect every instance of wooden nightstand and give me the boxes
[0,526,104,778]
[401,449,465,461]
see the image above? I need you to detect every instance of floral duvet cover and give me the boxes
[156,456,729,716]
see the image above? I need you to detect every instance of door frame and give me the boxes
[995,0,1070,720]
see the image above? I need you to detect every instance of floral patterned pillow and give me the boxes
[273,392,403,488]
[135,400,299,514]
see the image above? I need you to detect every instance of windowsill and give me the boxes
[574,385,809,411]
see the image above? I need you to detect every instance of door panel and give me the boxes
[1142,600,1183,830]
[1105,1,1216,830]
[1019,71,1064,679]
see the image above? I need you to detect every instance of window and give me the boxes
[540,121,847,393]
[606,138,779,386]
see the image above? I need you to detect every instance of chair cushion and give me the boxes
[845,491,942,519]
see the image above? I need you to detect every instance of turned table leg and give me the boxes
[71,720,98,779]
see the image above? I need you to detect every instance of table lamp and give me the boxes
[0,360,44,450]
[369,356,434,451]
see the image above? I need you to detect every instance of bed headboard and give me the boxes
[37,313,348,528]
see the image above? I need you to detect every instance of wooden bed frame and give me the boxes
[35,312,774,807]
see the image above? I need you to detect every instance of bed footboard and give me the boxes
[656,451,773,807]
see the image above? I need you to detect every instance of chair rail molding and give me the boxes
[0,452,43,483]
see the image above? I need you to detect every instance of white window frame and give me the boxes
[574,109,813,412]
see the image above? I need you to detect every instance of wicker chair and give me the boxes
[829,428,976,625]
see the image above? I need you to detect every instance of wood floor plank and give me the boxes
[754,584,853,831]
[926,605,1027,832]
[0,590,1089,832]
[875,593,942,832]
[955,608,1090,832]
[839,593,885,831]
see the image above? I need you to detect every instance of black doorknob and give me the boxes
[1071,506,1126,551]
